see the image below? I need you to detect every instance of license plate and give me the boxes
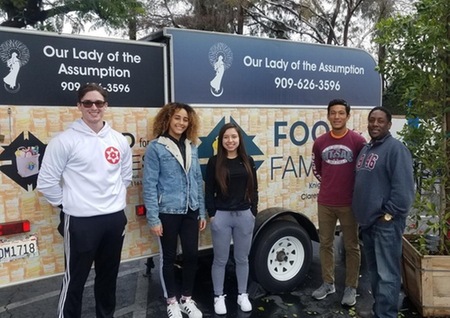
[0,235,39,263]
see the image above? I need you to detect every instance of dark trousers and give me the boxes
[58,210,127,318]
[158,209,200,299]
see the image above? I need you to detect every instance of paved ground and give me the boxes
[0,239,422,318]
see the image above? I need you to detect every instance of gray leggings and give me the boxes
[210,209,255,295]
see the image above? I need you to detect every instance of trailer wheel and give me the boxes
[251,220,312,293]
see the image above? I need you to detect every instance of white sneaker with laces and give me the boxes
[214,295,227,315]
[180,298,202,318]
[166,302,182,318]
[237,293,252,312]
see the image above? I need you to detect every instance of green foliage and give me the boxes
[375,0,450,254]
[382,79,408,115]
[174,0,238,33]
[0,0,145,34]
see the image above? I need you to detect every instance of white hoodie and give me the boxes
[37,119,132,217]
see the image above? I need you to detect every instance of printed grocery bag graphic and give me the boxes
[16,146,40,177]
[0,131,46,190]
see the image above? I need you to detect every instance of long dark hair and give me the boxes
[215,123,254,200]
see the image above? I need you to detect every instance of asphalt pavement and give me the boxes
[0,238,422,318]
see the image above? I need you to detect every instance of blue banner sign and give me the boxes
[0,28,166,107]
[162,28,381,107]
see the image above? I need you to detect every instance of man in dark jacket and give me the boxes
[353,107,414,318]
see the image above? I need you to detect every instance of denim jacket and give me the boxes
[143,136,206,227]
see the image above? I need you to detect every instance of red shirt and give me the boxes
[312,129,366,206]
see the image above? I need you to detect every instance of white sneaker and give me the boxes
[167,302,182,318]
[214,295,227,315]
[237,293,252,312]
[180,298,202,318]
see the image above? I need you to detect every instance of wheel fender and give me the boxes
[253,207,319,243]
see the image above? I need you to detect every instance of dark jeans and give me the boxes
[158,209,200,299]
[361,216,406,318]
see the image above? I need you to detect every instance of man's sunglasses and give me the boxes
[80,100,107,108]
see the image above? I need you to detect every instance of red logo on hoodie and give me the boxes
[105,146,120,164]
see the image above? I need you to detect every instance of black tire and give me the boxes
[250,220,312,293]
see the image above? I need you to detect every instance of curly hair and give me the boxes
[151,102,200,144]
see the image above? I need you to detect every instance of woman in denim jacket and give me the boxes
[143,102,206,318]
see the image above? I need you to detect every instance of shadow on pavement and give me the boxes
[0,239,422,318]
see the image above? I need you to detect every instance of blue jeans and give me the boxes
[361,216,406,318]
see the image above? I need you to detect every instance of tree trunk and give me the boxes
[128,19,137,40]
[236,2,245,34]
[445,8,450,241]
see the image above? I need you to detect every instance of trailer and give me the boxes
[0,27,382,292]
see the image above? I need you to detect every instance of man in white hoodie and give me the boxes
[37,83,132,318]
